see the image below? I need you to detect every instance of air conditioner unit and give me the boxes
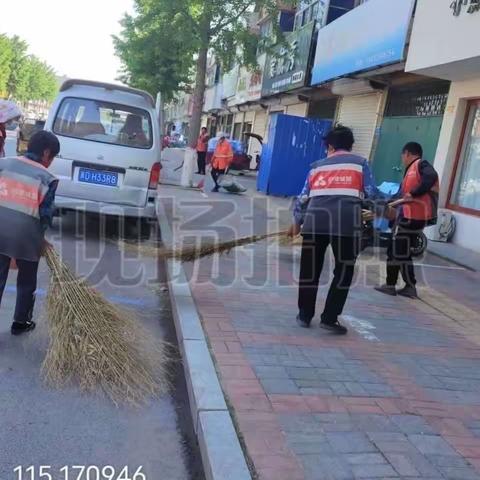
[431,209,456,242]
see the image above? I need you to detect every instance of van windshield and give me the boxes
[53,97,153,149]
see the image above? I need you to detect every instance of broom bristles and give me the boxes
[43,246,171,406]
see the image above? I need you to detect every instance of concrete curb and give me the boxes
[157,200,252,480]
[427,240,479,272]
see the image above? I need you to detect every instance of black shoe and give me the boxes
[320,320,348,335]
[374,284,397,296]
[211,187,219,192]
[397,285,418,299]
[11,320,36,336]
[296,315,312,329]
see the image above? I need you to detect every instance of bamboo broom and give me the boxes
[121,230,290,261]
[42,246,170,406]
[122,203,406,262]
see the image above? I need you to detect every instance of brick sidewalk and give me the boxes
[161,183,480,480]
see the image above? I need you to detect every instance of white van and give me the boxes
[45,80,161,220]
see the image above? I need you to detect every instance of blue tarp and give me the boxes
[374,182,401,232]
[378,181,400,196]
[257,114,332,197]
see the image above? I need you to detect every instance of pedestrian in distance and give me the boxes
[210,133,233,192]
[375,142,439,299]
[0,130,59,335]
[196,126,209,175]
[288,125,380,335]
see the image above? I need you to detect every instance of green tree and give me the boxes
[26,56,58,102]
[114,11,195,101]
[1,34,58,102]
[6,35,30,101]
[0,35,13,96]
[40,64,59,102]
[115,0,287,147]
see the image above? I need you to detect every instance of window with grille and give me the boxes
[385,83,451,117]
[308,98,338,120]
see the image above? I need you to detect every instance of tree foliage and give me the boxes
[113,7,195,101]
[6,36,30,101]
[0,35,14,95]
[0,33,58,102]
[114,0,289,146]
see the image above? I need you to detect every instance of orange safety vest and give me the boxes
[196,133,209,152]
[0,155,57,261]
[401,159,439,222]
[309,160,364,198]
[212,140,233,170]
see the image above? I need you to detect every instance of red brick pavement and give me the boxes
[162,188,480,480]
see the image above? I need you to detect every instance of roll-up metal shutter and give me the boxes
[337,92,384,160]
[234,112,244,124]
[286,102,308,118]
[244,111,255,123]
[249,110,268,156]
[252,110,267,138]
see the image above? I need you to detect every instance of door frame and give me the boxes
[446,98,480,218]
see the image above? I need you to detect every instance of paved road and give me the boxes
[0,184,204,478]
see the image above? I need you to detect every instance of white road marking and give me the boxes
[342,315,380,342]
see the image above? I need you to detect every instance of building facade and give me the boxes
[164,0,480,256]
[406,0,480,252]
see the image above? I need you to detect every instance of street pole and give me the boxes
[156,92,165,141]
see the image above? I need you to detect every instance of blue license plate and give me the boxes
[78,168,118,187]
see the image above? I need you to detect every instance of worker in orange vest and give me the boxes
[375,142,439,299]
[0,131,59,335]
[210,134,233,192]
[196,127,209,175]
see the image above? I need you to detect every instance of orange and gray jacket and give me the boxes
[0,155,58,261]
[293,152,380,237]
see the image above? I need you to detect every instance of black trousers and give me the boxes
[0,254,39,323]
[197,151,206,175]
[298,234,358,323]
[386,228,418,287]
[211,168,226,188]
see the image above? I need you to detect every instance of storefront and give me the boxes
[310,0,415,160]
[261,21,315,99]
[406,0,480,252]
[372,80,450,184]
[216,55,267,150]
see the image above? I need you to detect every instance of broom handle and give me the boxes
[388,198,412,208]
[227,230,289,248]
[169,229,291,261]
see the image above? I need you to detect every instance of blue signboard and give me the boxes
[311,0,415,86]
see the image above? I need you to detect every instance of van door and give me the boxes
[51,97,158,207]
